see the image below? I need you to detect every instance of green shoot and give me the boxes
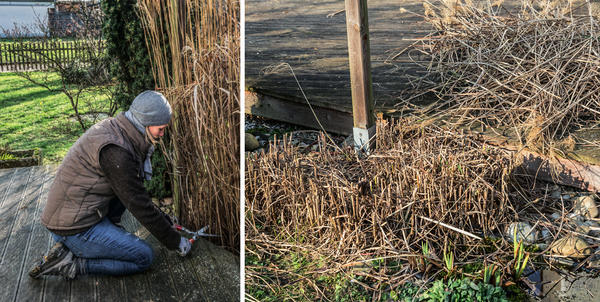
[443,250,454,276]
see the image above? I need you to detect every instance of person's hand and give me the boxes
[177,236,191,257]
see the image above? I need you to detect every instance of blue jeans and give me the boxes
[51,217,154,276]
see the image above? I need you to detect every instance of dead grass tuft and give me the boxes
[245,118,545,299]
[413,0,600,154]
[139,0,240,251]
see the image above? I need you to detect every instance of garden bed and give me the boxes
[0,149,42,169]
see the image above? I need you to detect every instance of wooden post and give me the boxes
[344,0,376,153]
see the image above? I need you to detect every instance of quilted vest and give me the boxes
[41,113,151,231]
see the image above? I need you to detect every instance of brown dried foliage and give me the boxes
[414,0,600,153]
[245,118,531,297]
[139,0,240,251]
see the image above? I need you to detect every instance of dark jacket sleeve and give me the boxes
[99,144,181,250]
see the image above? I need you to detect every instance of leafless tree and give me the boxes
[2,1,117,130]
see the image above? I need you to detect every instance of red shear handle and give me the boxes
[189,238,195,244]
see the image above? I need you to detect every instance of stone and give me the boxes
[573,195,599,219]
[550,235,592,258]
[551,190,561,200]
[568,213,585,224]
[575,220,600,236]
[550,213,561,221]
[561,194,571,201]
[245,133,260,151]
[589,259,600,269]
[507,222,538,244]
[541,228,551,241]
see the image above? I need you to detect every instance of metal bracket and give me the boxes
[353,125,376,154]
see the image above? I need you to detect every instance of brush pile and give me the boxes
[415,0,600,152]
[246,118,538,298]
[139,0,240,251]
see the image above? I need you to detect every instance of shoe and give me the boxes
[29,242,77,280]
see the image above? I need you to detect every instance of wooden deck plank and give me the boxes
[15,166,55,302]
[0,168,16,213]
[0,167,32,263]
[96,275,125,302]
[0,166,239,302]
[141,217,183,302]
[0,168,27,260]
[245,0,428,115]
[121,212,153,302]
[163,244,207,302]
[0,167,43,301]
[190,239,240,302]
[70,274,98,301]
[144,245,180,301]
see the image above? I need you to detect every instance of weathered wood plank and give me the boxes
[163,241,207,302]
[0,167,31,262]
[0,166,239,301]
[70,275,97,301]
[142,225,182,302]
[121,212,153,302]
[0,167,42,301]
[0,168,16,209]
[190,238,240,302]
[245,0,433,119]
[246,91,354,135]
[96,275,125,302]
[38,172,71,301]
[16,166,55,302]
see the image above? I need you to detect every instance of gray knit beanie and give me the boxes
[128,90,172,127]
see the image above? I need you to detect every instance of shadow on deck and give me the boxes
[0,166,240,302]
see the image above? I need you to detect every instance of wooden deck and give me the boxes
[245,0,592,135]
[245,0,433,134]
[0,166,240,302]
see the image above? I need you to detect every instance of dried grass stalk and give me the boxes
[245,118,529,298]
[414,0,600,153]
[139,0,240,251]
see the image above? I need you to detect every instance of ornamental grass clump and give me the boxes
[246,117,536,299]
[139,0,240,251]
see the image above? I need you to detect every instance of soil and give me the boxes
[245,114,346,152]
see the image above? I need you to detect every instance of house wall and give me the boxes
[0,2,53,38]
[47,1,101,37]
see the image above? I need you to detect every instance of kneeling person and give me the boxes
[29,90,191,280]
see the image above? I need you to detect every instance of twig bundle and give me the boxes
[246,118,527,298]
[416,0,600,152]
[139,0,240,251]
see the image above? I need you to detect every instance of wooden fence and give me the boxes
[0,40,105,72]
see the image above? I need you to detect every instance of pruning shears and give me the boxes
[170,215,219,244]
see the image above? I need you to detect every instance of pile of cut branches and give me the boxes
[414,0,600,153]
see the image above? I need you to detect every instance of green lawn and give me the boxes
[0,72,112,163]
